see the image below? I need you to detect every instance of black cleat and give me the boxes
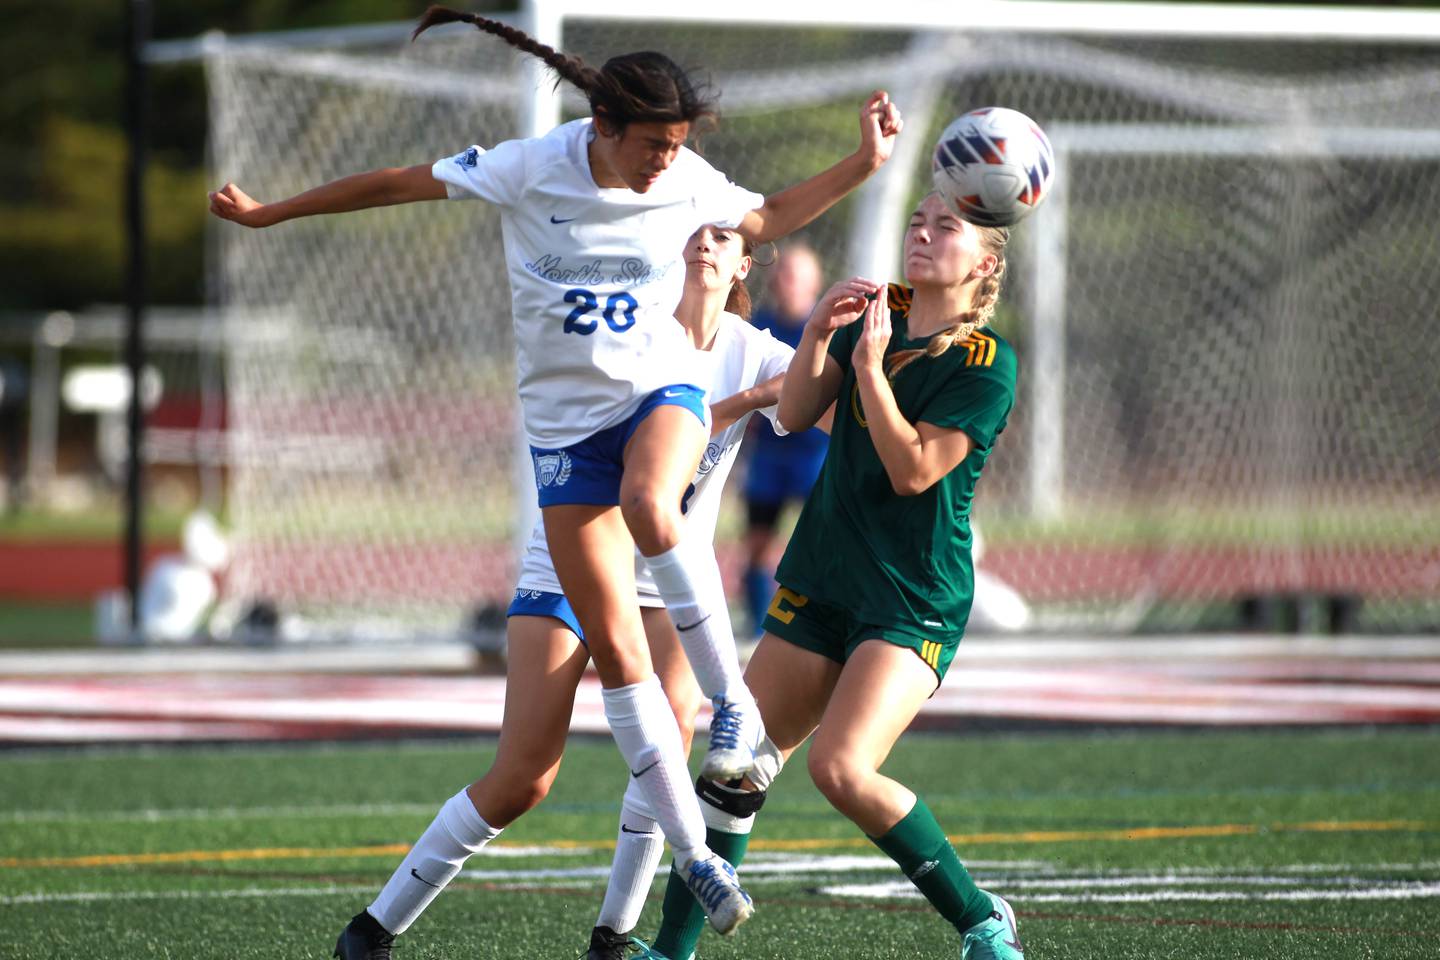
[584,925,665,960]
[334,911,395,960]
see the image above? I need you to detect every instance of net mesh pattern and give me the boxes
[206,24,1440,638]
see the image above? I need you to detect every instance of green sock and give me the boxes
[652,826,751,960]
[869,798,992,934]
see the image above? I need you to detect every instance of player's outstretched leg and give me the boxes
[600,676,757,937]
[646,541,765,781]
[624,407,764,782]
[334,786,502,959]
[820,644,1006,957]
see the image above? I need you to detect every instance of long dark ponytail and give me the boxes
[414,6,718,131]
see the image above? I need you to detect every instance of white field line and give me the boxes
[1,885,377,907]
[738,855,1040,873]
[991,875,1366,888]
[1030,861,1440,876]
[820,880,1440,903]
[8,859,1440,908]
[12,879,1440,909]
[455,854,1039,883]
[0,802,443,824]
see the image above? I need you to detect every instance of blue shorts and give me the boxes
[744,443,828,506]
[506,588,586,645]
[529,384,707,508]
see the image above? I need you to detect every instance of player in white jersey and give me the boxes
[209,9,898,957]
[499,224,803,959]
[553,226,804,960]
[376,224,790,960]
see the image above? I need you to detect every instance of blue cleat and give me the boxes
[684,854,753,936]
[700,694,764,781]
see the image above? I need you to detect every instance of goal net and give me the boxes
[202,3,1440,639]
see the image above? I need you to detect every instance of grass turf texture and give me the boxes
[0,602,94,648]
[2,729,1438,959]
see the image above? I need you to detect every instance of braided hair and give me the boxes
[414,6,717,131]
[886,224,1009,378]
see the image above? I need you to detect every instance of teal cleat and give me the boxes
[961,891,1024,960]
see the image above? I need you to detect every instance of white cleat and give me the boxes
[683,854,753,936]
[700,694,764,781]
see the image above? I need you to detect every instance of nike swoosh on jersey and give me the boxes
[662,389,685,398]
[549,215,577,224]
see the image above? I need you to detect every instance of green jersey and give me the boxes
[775,284,1018,637]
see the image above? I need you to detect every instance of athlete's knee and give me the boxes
[621,486,683,554]
[588,641,652,688]
[806,746,869,811]
[468,768,555,826]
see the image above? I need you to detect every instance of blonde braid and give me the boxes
[886,226,1009,378]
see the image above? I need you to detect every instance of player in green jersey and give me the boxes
[646,192,1023,960]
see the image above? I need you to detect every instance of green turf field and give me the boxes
[2,728,1438,959]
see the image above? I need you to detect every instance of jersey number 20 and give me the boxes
[563,288,638,335]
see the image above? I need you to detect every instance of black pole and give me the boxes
[124,0,151,635]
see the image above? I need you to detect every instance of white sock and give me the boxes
[645,542,751,707]
[748,735,785,792]
[602,676,708,869]
[368,787,501,935]
[596,779,665,934]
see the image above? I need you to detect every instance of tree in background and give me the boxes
[0,0,428,310]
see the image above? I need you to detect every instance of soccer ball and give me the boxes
[931,107,1055,228]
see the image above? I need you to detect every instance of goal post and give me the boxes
[182,0,1440,639]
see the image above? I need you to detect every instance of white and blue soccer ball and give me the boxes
[932,107,1055,228]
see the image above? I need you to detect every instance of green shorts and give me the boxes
[761,585,962,684]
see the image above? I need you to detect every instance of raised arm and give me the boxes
[777,278,878,433]
[737,91,902,245]
[851,293,973,496]
[208,163,447,228]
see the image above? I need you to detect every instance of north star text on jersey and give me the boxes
[521,254,674,287]
[523,254,606,286]
[610,257,673,285]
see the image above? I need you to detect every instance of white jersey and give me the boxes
[517,312,795,603]
[433,120,765,449]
